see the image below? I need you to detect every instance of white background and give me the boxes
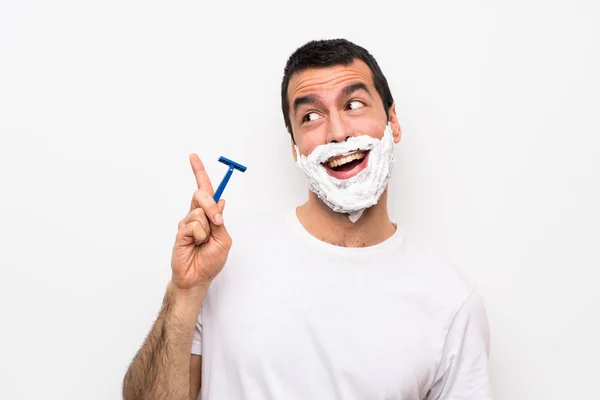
[1,0,599,399]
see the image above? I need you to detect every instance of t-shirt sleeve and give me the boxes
[427,289,493,399]
[191,309,203,356]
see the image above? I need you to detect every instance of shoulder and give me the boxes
[397,230,491,355]
[399,230,481,319]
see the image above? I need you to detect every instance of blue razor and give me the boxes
[213,156,247,202]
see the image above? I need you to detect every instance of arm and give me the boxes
[123,154,231,400]
[427,289,493,399]
[123,283,206,400]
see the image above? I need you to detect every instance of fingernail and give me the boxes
[215,213,223,225]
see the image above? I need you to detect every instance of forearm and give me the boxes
[123,282,207,400]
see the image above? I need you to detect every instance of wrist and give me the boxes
[167,280,209,302]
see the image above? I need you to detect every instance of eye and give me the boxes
[302,112,321,123]
[347,100,365,110]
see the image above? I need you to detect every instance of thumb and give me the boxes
[218,199,226,213]
[210,199,230,242]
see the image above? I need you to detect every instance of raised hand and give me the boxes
[170,154,233,291]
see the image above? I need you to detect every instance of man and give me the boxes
[123,39,492,400]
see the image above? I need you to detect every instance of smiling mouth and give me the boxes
[325,150,367,169]
[322,150,369,179]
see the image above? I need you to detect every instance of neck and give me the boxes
[296,188,396,247]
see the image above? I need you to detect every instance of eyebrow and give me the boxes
[337,82,372,102]
[293,94,324,115]
[292,82,372,116]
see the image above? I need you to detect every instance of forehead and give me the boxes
[287,59,376,102]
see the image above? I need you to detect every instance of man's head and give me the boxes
[281,38,400,149]
[281,39,401,222]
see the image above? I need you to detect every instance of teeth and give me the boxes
[326,151,366,168]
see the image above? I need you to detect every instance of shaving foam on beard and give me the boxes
[294,122,395,223]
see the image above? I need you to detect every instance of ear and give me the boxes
[291,137,298,161]
[388,104,402,144]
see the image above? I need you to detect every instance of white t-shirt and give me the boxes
[192,211,492,399]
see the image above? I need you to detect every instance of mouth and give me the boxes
[322,150,370,180]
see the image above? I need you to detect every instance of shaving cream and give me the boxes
[295,123,395,222]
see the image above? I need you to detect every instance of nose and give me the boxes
[326,113,353,143]
[331,136,351,143]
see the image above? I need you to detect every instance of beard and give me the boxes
[295,122,395,222]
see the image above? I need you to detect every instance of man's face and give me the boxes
[287,59,401,179]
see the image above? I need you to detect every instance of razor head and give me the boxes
[218,156,247,172]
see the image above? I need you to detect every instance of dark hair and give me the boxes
[281,38,394,140]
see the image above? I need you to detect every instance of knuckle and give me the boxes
[175,227,187,241]
[192,211,209,228]
[194,189,208,202]
[191,190,202,206]
[193,207,206,218]
[192,219,209,236]
[193,189,216,210]
[194,189,217,206]
[184,220,196,232]
[190,220,202,230]
[190,221,204,234]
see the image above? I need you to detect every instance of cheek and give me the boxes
[296,129,327,156]
[349,119,386,139]
[345,101,387,129]
[298,140,318,157]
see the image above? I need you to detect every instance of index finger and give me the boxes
[189,153,214,195]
